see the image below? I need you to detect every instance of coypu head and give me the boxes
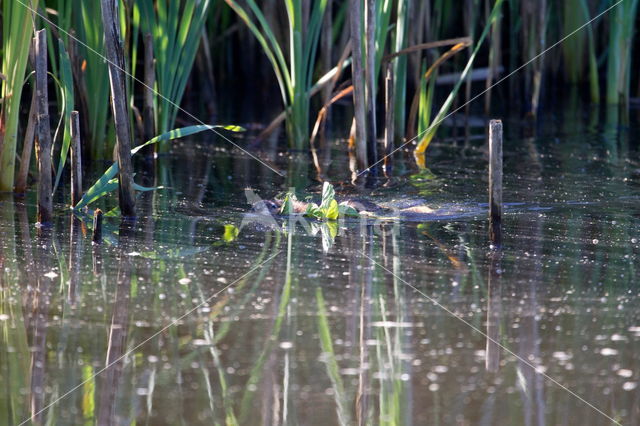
[251,199,282,215]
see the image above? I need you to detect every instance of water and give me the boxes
[1,105,640,425]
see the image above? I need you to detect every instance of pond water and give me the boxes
[1,103,640,425]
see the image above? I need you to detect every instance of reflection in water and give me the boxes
[29,230,54,425]
[485,251,502,374]
[68,216,83,306]
[97,223,134,425]
[0,104,639,425]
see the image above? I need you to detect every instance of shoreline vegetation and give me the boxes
[0,0,638,218]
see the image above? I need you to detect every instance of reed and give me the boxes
[562,0,600,103]
[75,1,112,159]
[135,0,212,135]
[562,0,587,84]
[224,0,328,149]
[391,0,409,143]
[415,0,504,155]
[606,0,639,105]
[0,1,38,191]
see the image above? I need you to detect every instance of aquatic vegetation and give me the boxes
[606,0,639,105]
[52,40,75,193]
[280,182,359,220]
[415,0,504,154]
[74,1,112,159]
[391,0,409,143]
[134,0,212,135]
[0,0,39,191]
[74,125,243,210]
[224,0,328,149]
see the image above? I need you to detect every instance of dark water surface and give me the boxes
[2,105,640,425]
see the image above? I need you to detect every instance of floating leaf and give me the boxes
[320,181,335,211]
[222,224,240,242]
[305,203,322,219]
[323,199,339,221]
[338,203,359,217]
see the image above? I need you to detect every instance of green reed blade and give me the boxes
[416,0,504,154]
[53,38,75,194]
[74,125,243,210]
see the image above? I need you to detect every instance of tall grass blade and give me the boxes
[0,1,39,191]
[53,38,75,193]
[136,0,212,135]
[226,0,327,149]
[415,0,504,154]
[606,0,638,105]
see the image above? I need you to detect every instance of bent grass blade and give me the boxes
[74,125,244,210]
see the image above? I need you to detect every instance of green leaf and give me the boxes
[73,165,119,210]
[132,124,245,155]
[132,183,164,192]
[305,203,322,219]
[74,125,241,210]
[222,224,240,242]
[53,38,75,194]
[323,199,339,221]
[338,202,359,217]
[320,181,336,211]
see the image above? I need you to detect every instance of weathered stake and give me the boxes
[70,111,83,206]
[349,0,368,170]
[100,0,136,217]
[35,30,53,225]
[488,119,503,247]
[92,209,103,244]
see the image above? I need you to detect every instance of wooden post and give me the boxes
[384,63,395,163]
[35,30,53,226]
[70,111,83,206]
[100,0,136,217]
[349,0,368,170]
[92,209,103,244]
[489,119,503,247]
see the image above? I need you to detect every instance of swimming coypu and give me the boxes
[255,197,437,217]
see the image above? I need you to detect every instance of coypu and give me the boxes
[254,197,437,217]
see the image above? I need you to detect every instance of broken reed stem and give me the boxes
[16,86,38,194]
[70,111,82,206]
[92,208,103,244]
[365,0,378,168]
[143,33,155,145]
[488,119,503,247]
[349,0,368,170]
[35,30,53,225]
[101,0,136,217]
[384,63,395,161]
